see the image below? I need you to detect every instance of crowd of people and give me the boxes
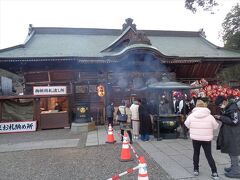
[106,94,240,179]
[106,98,153,143]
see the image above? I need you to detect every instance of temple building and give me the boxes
[0,18,240,130]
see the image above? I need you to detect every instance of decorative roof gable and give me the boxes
[101,18,151,52]
[122,18,136,32]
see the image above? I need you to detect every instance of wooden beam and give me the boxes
[0,94,71,100]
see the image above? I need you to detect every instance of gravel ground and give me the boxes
[0,143,172,180]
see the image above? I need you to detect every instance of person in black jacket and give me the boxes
[139,98,152,141]
[214,95,240,178]
[106,102,114,127]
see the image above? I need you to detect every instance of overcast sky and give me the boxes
[0,0,239,49]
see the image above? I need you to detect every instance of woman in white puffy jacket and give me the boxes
[184,100,219,179]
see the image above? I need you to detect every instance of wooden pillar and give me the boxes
[68,95,72,124]
[33,98,41,130]
[0,100,2,122]
[69,82,73,124]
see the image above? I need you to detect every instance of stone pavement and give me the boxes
[86,126,239,180]
[0,128,87,152]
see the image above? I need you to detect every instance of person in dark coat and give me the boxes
[214,95,240,178]
[139,98,152,141]
[106,102,114,127]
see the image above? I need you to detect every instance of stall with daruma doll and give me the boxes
[190,78,240,114]
[190,78,240,100]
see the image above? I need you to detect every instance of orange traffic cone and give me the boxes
[138,156,149,180]
[120,132,133,162]
[106,124,116,144]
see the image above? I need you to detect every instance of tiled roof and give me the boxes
[0,25,240,60]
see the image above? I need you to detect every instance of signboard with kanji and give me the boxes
[0,121,37,134]
[33,86,66,95]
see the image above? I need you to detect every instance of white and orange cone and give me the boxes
[120,132,133,162]
[106,124,116,144]
[138,156,149,180]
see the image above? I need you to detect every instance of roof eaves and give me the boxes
[77,59,118,64]
[0,44,26,52]
[162,57,202,64]
[0,56,118,64]
[173,56,240,62]
[203,57,240,62]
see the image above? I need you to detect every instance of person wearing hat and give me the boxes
[185,100,219,179]
[214,95,240,178]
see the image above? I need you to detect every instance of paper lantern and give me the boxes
[97,85,105,97]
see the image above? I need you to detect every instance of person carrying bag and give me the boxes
[117,105,128,122]
[117,101,133,144]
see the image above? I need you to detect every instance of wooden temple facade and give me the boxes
[0,18,240,129]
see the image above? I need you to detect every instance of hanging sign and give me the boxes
[33,86,67,95]
[97,85,105,97]
[0,121,37,134]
